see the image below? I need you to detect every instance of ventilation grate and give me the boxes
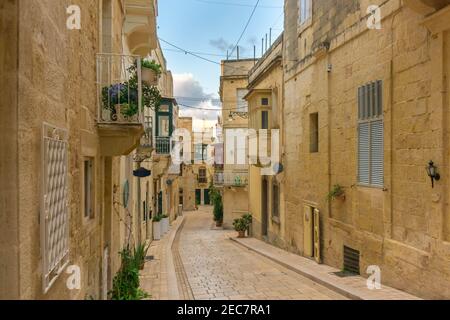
[343,246,360,275]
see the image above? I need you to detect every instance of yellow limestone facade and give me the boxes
[219,59,256,228]
[246,35,286,246]
[0,0,162,299]
[278,0,450,299]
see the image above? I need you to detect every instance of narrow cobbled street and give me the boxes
[173,207,347,300]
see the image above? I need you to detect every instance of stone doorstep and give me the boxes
[230,237,422,301]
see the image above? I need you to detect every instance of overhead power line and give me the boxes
[228,0,260,59]
[194,0,281,9]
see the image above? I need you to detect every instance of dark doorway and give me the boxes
[204,189,210,205]
[261,178,269,237]
[158,191,163,216]
[195,189,201,206]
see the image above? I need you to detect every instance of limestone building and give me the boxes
[0,0,174,299]
[273,0,450,299]
[218,59,256,228]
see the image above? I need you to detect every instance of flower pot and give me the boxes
[142,67,158,86]
[153,221,161,240]
[216,221,223,228]
[238,230,246,238]
[162,217,169,234]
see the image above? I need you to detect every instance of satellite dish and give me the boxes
[166,179,173,186]
[273,163,284,174]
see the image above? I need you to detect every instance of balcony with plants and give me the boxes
[96,54,161,156]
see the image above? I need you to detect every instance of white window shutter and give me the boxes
[41,124,70,293]
[358,123,370,185]
[370,120,384,187]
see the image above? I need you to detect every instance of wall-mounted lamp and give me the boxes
[426,161,440,188]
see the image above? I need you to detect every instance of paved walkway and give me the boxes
[176,207,347,300]
[232,238,421,300]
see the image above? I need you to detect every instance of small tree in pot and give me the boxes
[233,217,250,238]
[209,184,223,227]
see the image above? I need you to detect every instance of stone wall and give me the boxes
[0,0,20,300]
[282,0,450,298]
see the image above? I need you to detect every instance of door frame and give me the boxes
[261,177,269,237]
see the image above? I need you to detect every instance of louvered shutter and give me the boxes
[358,123,370,185]
[370,120,384,187]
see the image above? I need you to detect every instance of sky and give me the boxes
[157,0,284,130]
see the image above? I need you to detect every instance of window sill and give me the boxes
[297,18,312,36]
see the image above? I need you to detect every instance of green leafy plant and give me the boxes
[209,184,223,223]
[110,248,150,300]
[133,243,150,270]
[153,215,162,222]
[242,213,252,226]
[327,184,345,201]
[161,214,169,219]
[233,218,249,232]
[142,59,162,75]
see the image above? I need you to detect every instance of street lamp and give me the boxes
[426,161,440,188]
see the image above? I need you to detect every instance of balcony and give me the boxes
[124,0,158,57]
[156,136,171,155]
[213,172,224,186]
[221,171,249,187]
[96,54,144,156]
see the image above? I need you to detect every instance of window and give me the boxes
[299,0,311,24]
[41,124,69,292]
[261,111,269,130]
[272,181,280,218]
[236,89,249,112]
[195,144,208,162]
[261,97,269,106]
[358,81,384,187]
[179,188,184,205]
[158,115,170,136]
[198,167,207,184]
[83,158,95,219]
[310,113,319,153]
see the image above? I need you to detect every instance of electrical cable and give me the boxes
[228,0,260,58]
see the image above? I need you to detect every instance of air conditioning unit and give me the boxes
[303,205,321,263]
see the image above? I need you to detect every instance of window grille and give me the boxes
[41,123,70,293]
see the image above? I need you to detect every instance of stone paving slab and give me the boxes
[177,207,348,300]
[231,237,421,300]
[140,216,184,300]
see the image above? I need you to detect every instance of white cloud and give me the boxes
[173,73,220,130]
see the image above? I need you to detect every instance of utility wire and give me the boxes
[194,0,281,9]
[228,0,260,58]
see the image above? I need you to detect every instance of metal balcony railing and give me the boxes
[141,129,153,149]
[213,172,224,186]
[96,54,143,125]
[156,136,171,155]
[215,171,248,187]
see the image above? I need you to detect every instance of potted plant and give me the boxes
[327,184,345,201]
[102,83,139,122]
[210,185,223,227]
[233,217,249,238]
[141,60,161,86]
[161,214,169,234]
[153,215,162,240]
[242,213,253,237]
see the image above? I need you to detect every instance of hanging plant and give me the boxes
[327,184,345,201]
